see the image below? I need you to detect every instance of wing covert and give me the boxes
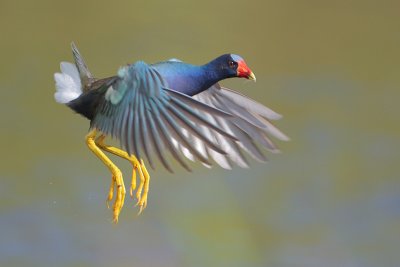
[91,62,237,172]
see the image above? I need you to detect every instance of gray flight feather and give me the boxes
[176,83,289,169]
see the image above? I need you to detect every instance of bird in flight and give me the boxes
[54,43,288,222]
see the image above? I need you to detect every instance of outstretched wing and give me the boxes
[173,83,289,169]
[91,62,238,172]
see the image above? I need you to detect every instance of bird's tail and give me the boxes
[54,42,94,104]
[71,42,94,87]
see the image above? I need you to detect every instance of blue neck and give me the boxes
[153,58,231,96]
[196,63,225,92]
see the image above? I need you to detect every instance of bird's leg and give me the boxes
[86,130,126,223]
[95,135,140,200]
[95,135,150,214]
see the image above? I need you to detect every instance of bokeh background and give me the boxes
[1,1,399,266]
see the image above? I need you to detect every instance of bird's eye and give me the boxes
[228,60,236,69]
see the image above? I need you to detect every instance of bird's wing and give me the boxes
[91,62,238,173]
[173,83,289,169]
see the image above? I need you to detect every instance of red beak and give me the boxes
[237,60,256,81]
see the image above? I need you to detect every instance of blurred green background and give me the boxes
[1,0,399,266]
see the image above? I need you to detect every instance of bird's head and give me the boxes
[211,54,256,81]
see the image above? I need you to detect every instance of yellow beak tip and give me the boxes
[248,72,256,82]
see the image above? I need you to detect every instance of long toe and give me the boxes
[112,172,126,223]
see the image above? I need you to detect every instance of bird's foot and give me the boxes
[106,169,126,223]
[134,159,150,214]
[128,157,139,199]
[124,156,150,214]
[87,130,127,223]
[92,133,151,217]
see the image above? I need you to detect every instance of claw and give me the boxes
[138,202,146,215]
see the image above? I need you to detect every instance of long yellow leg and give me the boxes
[86,130,125,223]
[95,135,150,214]
[95,135,139,200]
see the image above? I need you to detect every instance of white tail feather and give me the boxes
[54,62,82,104]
